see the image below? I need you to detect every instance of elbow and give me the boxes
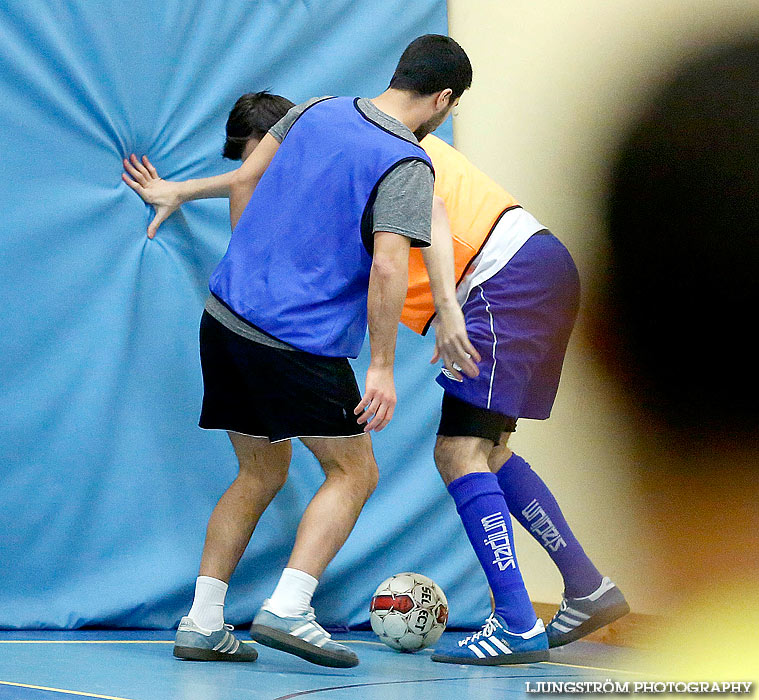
[229,175,246,200]
[432,195,448,218]
[370,254,407,281]
[371,231,411,279]
[229,169,259,194]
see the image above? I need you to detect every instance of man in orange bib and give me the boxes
[407,134,628,664]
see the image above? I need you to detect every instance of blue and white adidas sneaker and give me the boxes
[173,617,258,662]
[431,613,549,665]
[250,601,359,668]
[546,576,630,648]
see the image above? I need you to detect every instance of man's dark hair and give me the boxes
[223,91,295,160]
[389,34,472,100]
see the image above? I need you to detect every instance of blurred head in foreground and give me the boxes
[595,39,759,678]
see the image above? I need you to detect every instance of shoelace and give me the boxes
[218,623,240,653]
[459,613,499,647]
[549,598,568,624]
[303,607,332,639]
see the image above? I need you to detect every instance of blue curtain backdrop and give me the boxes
[0,0,491,629]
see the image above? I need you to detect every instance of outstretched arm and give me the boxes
[354,231,411,433]
[228,133,280,230]
[422,196,480,379]
[122,154,237,239]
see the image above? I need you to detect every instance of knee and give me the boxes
[487,433,514,473]
[363,461,379,500]
[346,455,379,501]
[237,450,290,496]
[232,437,291,497]
[487,446,513,473]
[434,437,467,486]
[268,464,290,493]
[433,437,455,475]
[237,463,288,497]
[323,455,378,503]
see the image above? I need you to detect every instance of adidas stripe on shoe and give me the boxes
[547,577,630,648]
[432,613,549,666]
[250,602,358,668]
[173,617,258,662]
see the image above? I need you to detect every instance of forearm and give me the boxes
[422,197,459,314]
[367,234,411,368]
[421,198,480,377]
[123,153,247,239]
[175,170,237,203]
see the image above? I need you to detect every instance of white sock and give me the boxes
[574,576,615,601]
[187,576,228,631]
[264,568,319,617]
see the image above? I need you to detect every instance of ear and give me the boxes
[436,88,453,110]
[241,137,262,161]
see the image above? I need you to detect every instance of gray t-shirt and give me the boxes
[270,96,433,246]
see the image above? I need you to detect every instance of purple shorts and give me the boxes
[436,232,580,420]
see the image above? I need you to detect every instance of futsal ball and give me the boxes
[369,572,448,651]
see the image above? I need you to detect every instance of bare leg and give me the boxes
[287,434,378,579]
[198,432,291,582]
[434,434,493,485]
[247,434,375,668]
[487,431,513,472]
[434,434,538,634]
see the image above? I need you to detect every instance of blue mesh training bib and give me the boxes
[209,97,432,357]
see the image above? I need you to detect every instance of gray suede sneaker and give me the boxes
[173,617,258,661]
[546,577,630,648]
[250,601,358,668]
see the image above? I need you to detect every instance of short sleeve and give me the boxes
[371,160,434,247]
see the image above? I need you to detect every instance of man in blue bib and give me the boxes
[143,35,472,668]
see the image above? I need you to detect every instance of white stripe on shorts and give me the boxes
[478,286,498,410]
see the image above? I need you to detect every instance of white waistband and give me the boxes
[456,208,545,306]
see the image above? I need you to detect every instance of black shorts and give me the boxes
[198,311,364,442]
[437,392,517,445]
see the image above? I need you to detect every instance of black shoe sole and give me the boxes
[548,601,631,648]
[249,624,359,668]
[173,644,258,662]
[431,648,549,666]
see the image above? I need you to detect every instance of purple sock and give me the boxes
[496,453,603,598]
[447,471,537,633]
